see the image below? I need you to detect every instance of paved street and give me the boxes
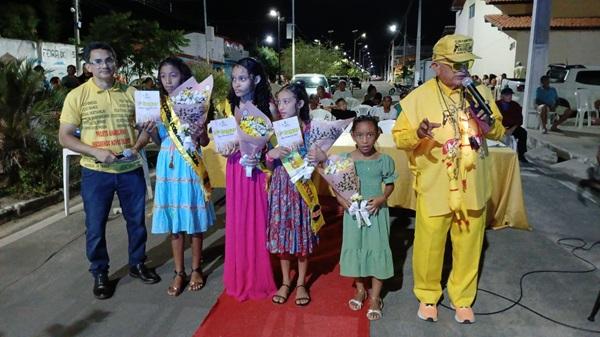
[1,82,599,337]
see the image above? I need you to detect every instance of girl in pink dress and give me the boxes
[220,58,278,301]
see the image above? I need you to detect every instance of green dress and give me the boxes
[339,153,397,280]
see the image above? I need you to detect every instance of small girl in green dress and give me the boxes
[335,115,397,321]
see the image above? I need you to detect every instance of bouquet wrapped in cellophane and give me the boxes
[318,154,371,227]
[169,75,213,151]
[236,102,273,177]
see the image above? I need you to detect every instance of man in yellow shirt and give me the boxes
[393,34,504,324]
[59,42,159,300]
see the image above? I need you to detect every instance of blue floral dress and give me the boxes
[267,124,318,256]
[151,123,216,234]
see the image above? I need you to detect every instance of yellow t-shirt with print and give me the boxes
[60,79,142,173]
[392,78,505,216]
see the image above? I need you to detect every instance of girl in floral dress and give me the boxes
[266,83,327,306]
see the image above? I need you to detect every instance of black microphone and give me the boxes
[462,76,493,124]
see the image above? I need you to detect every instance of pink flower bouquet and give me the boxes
[169,75,213,151]
[236,102,273,177]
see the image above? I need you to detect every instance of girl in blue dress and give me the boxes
[151,57,216,296]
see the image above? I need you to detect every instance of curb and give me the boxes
[0,184,80,226]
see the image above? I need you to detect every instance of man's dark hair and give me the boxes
[83,42,117,63]
[50,76,60,84]
[335,98,346,105]
[67,64,76,71]
[540,75,549,82]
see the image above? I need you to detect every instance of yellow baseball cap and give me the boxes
[432,34,480,63]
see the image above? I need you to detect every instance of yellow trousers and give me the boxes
[412,196,486,307]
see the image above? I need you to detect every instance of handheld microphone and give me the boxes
[461,76,493,124]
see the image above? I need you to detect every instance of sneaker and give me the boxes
[417,303,438,322]
[454,306,475,324]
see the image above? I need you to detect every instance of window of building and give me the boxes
[469,4,475,18]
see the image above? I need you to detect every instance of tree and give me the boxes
[84,12,189,81]
[0,3,39,40]
[255,46,278,81]
[280,40,363,78]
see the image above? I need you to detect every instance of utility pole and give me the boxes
[203,0,210,64]
[292,0,295,77]
[72,0,81,73]
[413,0,422,87]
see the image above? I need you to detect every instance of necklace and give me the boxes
[435,78,464,140]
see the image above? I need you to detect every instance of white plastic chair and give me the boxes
[575,89,599,128]
[310,108,334,121]
[378,120,396,134]
[62,148,153,216]
[319,98,334,107]
[356,104,372,116]
[345,97,360,109]
[501,134,518,152]
[390,95,400,103]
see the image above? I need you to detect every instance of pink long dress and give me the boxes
[223,150,276,301]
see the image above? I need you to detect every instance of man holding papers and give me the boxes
[58,42,160,300]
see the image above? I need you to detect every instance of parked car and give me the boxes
[291,73,330,96]
[501,64,600,109]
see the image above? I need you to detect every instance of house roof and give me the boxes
[485,14,600,30]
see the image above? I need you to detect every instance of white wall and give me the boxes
[511,30,600,68]
[0,37,76,79]
[454,0,517,77]
[182,32,225,64]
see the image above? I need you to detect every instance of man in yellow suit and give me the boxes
[393,34,504,324]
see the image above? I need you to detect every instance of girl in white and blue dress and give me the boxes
[151,57,215,296]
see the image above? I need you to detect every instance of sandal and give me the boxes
[348,289,367,311]
[167,270,186,297]
[366,297,383,321]
[295,285,311,306]
[188,267,205,291]
[272,284,290,304]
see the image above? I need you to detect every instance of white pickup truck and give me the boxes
[501,64,600,109]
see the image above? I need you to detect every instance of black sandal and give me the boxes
[295,285,311,306]
[272,284,291,304]
[167,270,186,297]
[188,267,205,291]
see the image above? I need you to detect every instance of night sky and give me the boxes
[45,0,456,75]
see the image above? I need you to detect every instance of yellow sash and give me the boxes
[161,98,212,202]
[281,152,325,234]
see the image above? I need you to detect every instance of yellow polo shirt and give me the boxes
[392,78,505,216]
[60,78,142,173]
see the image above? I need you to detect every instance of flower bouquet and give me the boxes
[169,75,213,151]
[305,118,353,169]
[318,154,371,227]
[236,102,273,177]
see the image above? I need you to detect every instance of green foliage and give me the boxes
[84,12,189,81]
[255,46,279,81]
[0,3,39,40]
[0,59,67,196]
[280,40,363,78]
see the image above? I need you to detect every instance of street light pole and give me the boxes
[203,0,210,64]
[292,0,295,77]
[72,0,81,73]
[414,0,422,86]
[277,13,281,84]
[353,32,366,62]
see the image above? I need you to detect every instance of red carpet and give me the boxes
[194,196,370,337]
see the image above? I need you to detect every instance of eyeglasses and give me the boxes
[352,132,378,140]
[90,57,116,67]
[437,59,473,71]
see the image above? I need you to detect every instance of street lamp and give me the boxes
[353,32,366,62]
[388,23,401,83]
[265,35,274,44]
[268,9,283,83]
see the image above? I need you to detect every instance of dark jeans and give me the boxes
[81,167,147,276]
[512,126,528,159]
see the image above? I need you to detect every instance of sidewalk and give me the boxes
[525,125,599,179]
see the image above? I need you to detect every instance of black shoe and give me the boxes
[93,273,115,300]
[519,156,529,163]
[129,263,161,284]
